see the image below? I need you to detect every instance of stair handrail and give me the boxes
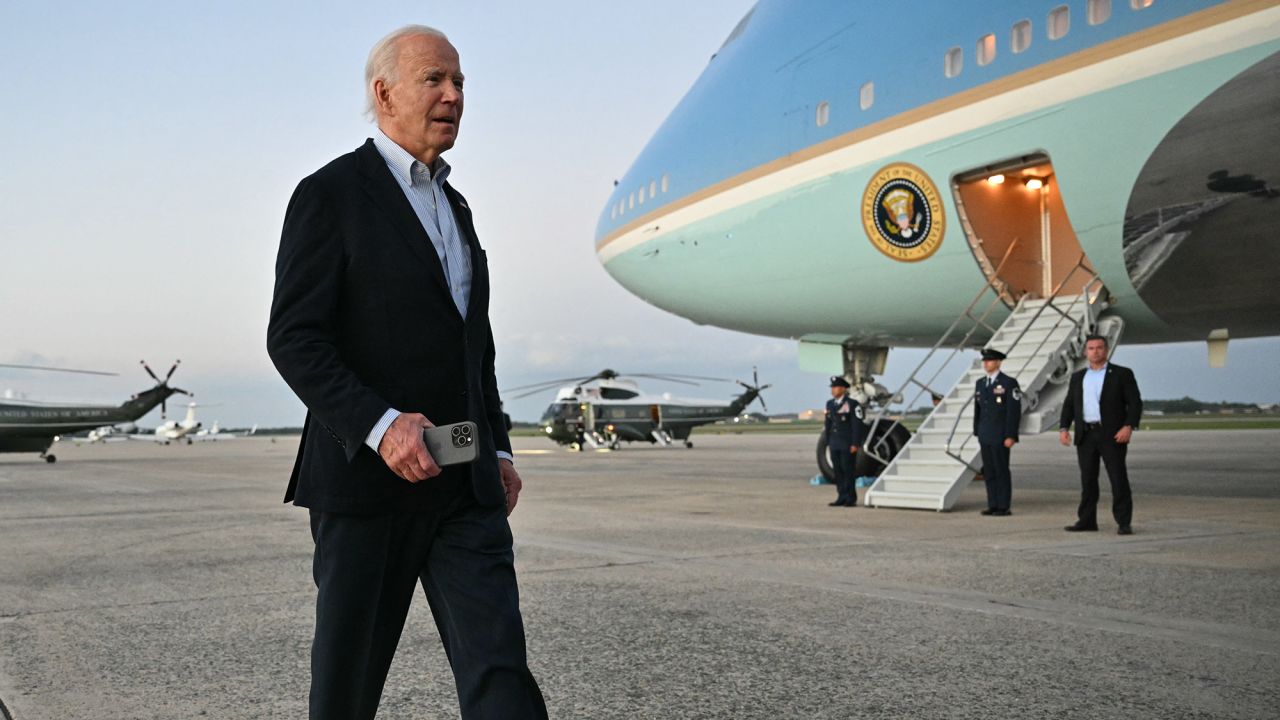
[941,261,1103,463]
[863,237,1023,466]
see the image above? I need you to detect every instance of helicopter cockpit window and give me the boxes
[599,387,640,399]
[541,403,581,421]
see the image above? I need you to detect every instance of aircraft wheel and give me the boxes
[854,421,913,478]
[45,454,57,464]
[684,440,693,449]
[609,440,620,450]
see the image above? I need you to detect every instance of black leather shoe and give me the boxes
[828,500,845,507]
[980,508,996,515]
[1117,526,1133,535]
[1064,523,1098,532]
[990,509,1011,516]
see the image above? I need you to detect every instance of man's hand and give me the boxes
[1059,429,1071,446]
[378,412,441,483]
[1114,425,1133,444]
[499,458,522,516]
[1003,438,1016,449]
[850,446,859,454]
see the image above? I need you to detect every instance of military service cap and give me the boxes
[980,348,1007,361]
[829,376,851,388]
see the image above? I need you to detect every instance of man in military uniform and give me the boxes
[824,376,867,507]
[973,348,1021,516]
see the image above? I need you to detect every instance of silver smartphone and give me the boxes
[422,421,479,466]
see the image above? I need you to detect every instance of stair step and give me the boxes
[864,490,946,510]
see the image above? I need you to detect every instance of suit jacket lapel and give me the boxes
[445,183,485,323]
[355,140,451,297]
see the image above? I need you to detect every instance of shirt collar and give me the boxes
[372,127,451,187]
[987,371,1000,382]
[1087,363,1109,374]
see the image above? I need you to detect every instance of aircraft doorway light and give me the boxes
[985,174,1005,185]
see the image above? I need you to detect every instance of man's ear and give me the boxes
[373,78,393,116]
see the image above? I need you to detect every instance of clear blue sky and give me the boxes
[2,1,1277,427]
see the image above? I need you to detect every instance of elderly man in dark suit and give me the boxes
[1060,335,1143,536]
[267,25,547,720]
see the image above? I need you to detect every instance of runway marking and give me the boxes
[518,533,1280,657]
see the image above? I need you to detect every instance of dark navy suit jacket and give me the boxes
[974,372,1022,445]
[824,394,867,451]
[267,139,509,513]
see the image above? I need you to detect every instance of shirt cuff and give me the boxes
[365,408,400,452]
[496,450,514,465]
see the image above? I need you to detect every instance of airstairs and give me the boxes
[863,261,1119,511]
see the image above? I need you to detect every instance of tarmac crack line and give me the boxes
[0,588,306,621]
[519,533,1280,657]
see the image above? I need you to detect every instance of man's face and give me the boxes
[378,34,464,164]
[830,386,845,399]
[1085,339,1108,365]
[982,359,1002,375]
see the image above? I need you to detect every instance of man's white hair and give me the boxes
[364,25,449,120]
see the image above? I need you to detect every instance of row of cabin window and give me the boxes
[816,0,1154,127]
[611,174,671,220]
[945,0,1154,79]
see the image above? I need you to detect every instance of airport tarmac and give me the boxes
[1,430,1277,719]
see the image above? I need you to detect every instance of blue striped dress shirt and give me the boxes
[362,130,510,465]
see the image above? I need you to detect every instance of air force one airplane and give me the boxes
[595,0,1280,509]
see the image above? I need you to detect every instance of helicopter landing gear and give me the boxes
[41,452,57,463]
[684,440,694,449]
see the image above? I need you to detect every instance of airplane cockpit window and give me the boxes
[719,6,756,50]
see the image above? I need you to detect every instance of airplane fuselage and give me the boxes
[595,0,1280,349]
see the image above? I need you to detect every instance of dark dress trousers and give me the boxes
[267,139,546,720]
[973,372,1021,512]
[1059,364,1143,528]
[825,395,868,505]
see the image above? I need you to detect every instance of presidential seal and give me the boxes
[860,162,946,262]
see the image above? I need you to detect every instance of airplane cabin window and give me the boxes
[1131,0,1154,8]
[860,82,874,110]
[977,33,996,66]
[661,174,670,193]
[610,206,617,220]
[629,192,634,209]
[1012,20,1032,53]
[649,181,656,199]
[1048,6,1070,40]
[945,47,963,78]
[1088,0,1112,25]
[637,187,645,205]
[816,101,830,127]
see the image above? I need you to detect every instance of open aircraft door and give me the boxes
[953,154,1098,303]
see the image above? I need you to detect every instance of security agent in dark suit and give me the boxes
[266,26,546,720]
[824,376,867,507]
[1060,335,1143,535]
[973,348,1021,516]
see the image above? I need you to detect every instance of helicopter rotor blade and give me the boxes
[170,387,192,397]
[0,363,118,377]
[140,360,161,383]
[164,360,181,383]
